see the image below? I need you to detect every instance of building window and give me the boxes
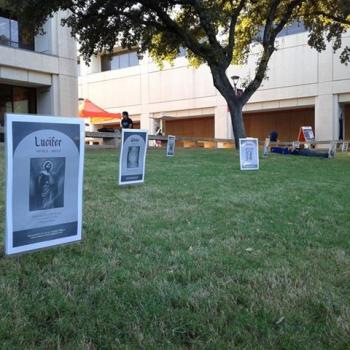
[0,84,36,126]
[178,47,186,57]
[101,51,139,71]
[0,10,34,50]
[277,22,306,37]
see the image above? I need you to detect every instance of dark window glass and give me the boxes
[0,15,10,45]
[129,51,139,66]
[18,23,34,50]
[0,84,12,126]
[0,84,37,126]
[101,51,139,72]
[119,53,129,69]
[10,19,18,46]
[277,22,306,37]
[0,11,34,50]
[110,55,120,70]
[101,55,112,71]
[178,47,186,57]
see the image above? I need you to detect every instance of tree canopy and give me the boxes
[2,0,349,145]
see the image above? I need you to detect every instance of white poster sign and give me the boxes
[328,142,337,159]
[5,114,85,255]
[301,126,315,142]
[119,129,148,185]
[167,135,176,157]
[239,138,259,170]
[263,138,270,157]
[341,141,349,152]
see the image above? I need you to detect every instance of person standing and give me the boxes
[155,126,162,147]
[120,111,133,129]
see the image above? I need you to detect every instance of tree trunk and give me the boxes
[227,100,245,149]
[210,65,246,149]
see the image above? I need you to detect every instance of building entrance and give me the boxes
[0,83,36,126]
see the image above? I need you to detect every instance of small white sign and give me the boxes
[5,113,85,255]
[167,135,176,157]
[263,138,270,157]
[303,127,314,142]
[291,141,300,151]
[239,138,259,170]
[119,129,148,185]
[328,142,337,158]
[341,142,349,152]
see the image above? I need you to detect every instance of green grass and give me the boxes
[0,148,350,349]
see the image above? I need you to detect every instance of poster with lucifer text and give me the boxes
[5,114,84,255]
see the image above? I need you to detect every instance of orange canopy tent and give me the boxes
[79,99,121,125]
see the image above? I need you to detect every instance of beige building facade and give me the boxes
[78,28,350,142]
[0,10,78,125]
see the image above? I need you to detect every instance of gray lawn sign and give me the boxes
[239,138,259,170]
[167,135,176,157]
[119,129,148,185]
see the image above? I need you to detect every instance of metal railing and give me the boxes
[0,127,348,150]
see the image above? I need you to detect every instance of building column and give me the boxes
[140,112,152,132]
[315,94,340,141]
[36,75,60,116]
[215,105,232,139]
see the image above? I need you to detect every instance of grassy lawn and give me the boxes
[0,148,350,349]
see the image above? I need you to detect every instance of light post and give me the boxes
[231,75,240,96]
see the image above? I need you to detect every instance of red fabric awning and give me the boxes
[79,99,121,119]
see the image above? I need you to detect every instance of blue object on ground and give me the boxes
[290,149,329,158]
[271,147,290,154]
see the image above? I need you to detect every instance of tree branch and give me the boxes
[191,0,222,51]
[226,0,247,64]
[312,11,350,26]
[140,0,208,59]
[273,0,304,35]
[241,0,304,105]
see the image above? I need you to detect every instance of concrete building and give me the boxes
[0,9,78,126]
[78,26,350,142]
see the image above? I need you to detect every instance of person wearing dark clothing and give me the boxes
[120,111,133,129]
[269,131,278,142]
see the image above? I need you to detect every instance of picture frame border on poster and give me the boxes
[5,113,85,256]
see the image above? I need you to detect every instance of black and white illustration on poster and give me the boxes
[29,157,65,211]
[5,114,85,255]
[119,129,148,185]
[167,135,176,157]
[239,138,259,170]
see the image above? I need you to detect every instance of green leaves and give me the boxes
[4,0,350,65]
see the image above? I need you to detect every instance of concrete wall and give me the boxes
[0,11,78,117]
[78,31,350,140]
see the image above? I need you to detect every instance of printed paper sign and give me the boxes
[119,129,148,185]
[263,138,270,157]
[341,142,349,152]
[239,138,259,170]
[167,135,176,157]
[5,114,85,255]
[328,142,337,159]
